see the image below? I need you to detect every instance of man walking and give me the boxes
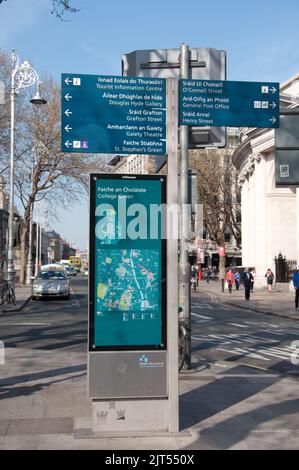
[293,268,299,309]
[243,268,253,300]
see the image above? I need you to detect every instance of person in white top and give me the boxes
[250,269,256,292]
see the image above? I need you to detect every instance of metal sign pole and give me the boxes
[166,77,179,432]
[179,43,191,369]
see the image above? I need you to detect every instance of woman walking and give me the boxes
[225,269,234,294]
[265,268,274,293]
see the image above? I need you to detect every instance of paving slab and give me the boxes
[6,417,73,436]
[0,420,10,437]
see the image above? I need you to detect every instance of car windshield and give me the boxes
[37,270,66,280]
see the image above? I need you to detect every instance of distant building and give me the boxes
[61,239,76,260]
[76,249,88,267]
[108,154,162,175]
[0,177,9,279]
[46,230,63,263]
[0,177,22,280]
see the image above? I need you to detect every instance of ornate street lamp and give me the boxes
[7,50,47,282]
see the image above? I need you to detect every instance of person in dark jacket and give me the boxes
[265,268,274,292]
[243,268,253,300]
[293,268,299,309]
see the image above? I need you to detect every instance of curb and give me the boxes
[194,289,299,321]
[0,295,32,314]
[222,300,299,321]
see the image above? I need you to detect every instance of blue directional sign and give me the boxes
[179,79,279,128]
[61,74,166,154]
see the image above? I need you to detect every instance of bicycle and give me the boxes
[178,316,191,372]
[0,280,16,305]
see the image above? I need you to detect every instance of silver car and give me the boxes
[32,269,70,300]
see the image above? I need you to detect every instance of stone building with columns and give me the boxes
[232,73,299,287]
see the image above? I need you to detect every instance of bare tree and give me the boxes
[50,0,80,20]
[1,66,109,283]
[189,148,241,278]
[0,0,79,20]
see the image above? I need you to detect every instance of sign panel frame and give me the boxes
[89,173,167,353]
[275,110,299,186]
[122,47,227,148]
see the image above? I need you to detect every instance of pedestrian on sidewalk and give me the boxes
[265,268,274,293]
[234,270,240,290]
[225,269,234,294]
[293,268,299,309]
[195,264,199,286]
[205,267,211,283]
[250,268,256,291]
[243,268,253,300]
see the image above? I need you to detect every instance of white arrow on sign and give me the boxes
[270,86,277,94]
[64,125,72,132]
[269,117,277,124]
[269,101,276,108]
[64,78,72,85]
[64,93,72,101]
[64,140,72,148]
[64,109,72,117]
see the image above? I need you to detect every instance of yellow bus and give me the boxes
[69,256,81,272]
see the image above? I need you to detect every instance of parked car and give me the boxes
[32,264,70,300]
[83,268,88,277]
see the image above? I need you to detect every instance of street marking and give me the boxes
[217,347,270,361]
[228,323,249,328]
[280,330,299,335]
[252,430,293,433]
[191,312,212,320]
[258,350,291,360]
[192,303,214,310]
[263,330,284,336]
[247,334,280,343]
[70,287,81,307]
[0,322,51,326]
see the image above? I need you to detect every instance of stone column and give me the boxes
[253,156,268,288]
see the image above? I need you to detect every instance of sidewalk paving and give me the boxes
[1,284,299,449]
[0,347,299,449]
[196,280,299,320]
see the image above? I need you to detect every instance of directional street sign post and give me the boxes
[61,74,166,154]
[179,79,279,128]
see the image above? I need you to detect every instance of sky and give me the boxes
[1,0,299,249]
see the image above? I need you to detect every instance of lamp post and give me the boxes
[25,156,34,285]
[7,50,46,282]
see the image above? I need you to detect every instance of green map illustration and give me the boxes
[96,249,160,312]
